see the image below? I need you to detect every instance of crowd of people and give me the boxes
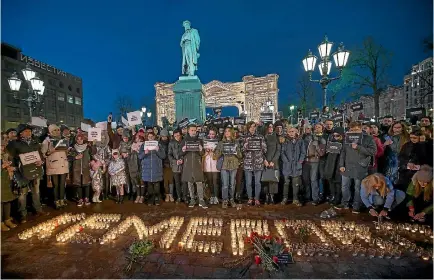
[1,111,433,232]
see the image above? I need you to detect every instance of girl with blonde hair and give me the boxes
[360,173,406,218]
[406,165,433,223]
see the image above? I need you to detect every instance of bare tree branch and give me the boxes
[114,94,134,121]
[295,73,316,116]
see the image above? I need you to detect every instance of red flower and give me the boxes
[254,255,262,265]
[79,226,84,232]
[284,248,289,252]
[272,256,279,264]
[264,235,272,240]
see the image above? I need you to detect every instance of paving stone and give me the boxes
[146,253,162,263]
[173,255,190,265]
[212,268,231,278]
[159,263,179,275]
[295,261,314,273]
[193,266,214,278]
[175,265,195,278]
[142,262,161,274]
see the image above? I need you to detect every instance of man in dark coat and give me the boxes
[181,124,206,208]
[6,124,46,223]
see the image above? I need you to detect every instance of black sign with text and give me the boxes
[234,117,246,125]
[198,132,207,140]
[332,114,344,122]
[310,112,319,119]
[351,102,364,112]
[320,114,329,120]
[211,118,223,127]
[247,137,262,151]
[406,107,426,118]
[277,253,294,264]
[185,141,200,152]
[345,133,363,145]
[260,112,273,122]
[178,118,190,129]
[326,141,343,154]
[222,143,237,155]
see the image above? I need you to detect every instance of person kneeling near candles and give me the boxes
[360,173,406,218]
[406,165,433,223]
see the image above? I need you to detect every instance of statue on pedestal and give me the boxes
[180,20,200,76]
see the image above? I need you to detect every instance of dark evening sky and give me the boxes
[2,0,432,121]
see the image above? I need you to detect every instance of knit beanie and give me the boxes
[414,165,433,183]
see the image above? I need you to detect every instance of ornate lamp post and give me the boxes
[302,35,350,107]
[7,64,45,120]
[289,105,295,124]
[147,112,153,126]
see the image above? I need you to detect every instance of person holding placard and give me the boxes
[168,129,187,203]
[159,129,175,203]
[108,149,128,204]
[119,129,134,200]
[131,134,145,203]
[214,127,242,208]
[42,125,70,210]
[335,121,377,214]
[107,113,124,150]
[203,127,220,205]
[68,134,93,207]
[139,132,166,206]
[181,124,207,208]
[242,121,267,206]
[92,131,112,200]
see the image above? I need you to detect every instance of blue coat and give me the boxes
[138,143,166,182]
[281,139,306,177]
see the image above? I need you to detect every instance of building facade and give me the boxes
[403,57,433,114]
[155,74,279,126]
[379,85,406,119]
[1,43,83,130]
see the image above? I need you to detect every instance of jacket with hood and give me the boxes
[181,134,205,182]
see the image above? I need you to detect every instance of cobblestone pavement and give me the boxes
[2,200,433,279]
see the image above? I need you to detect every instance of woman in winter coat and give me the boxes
[119,129,133,199]
[68,134,92,207]
[138,131,166,206]
[203,127,220,205]
[384,121,409,184]
[93,131,111,199]
[1,139,18,231]
[242,121,267,206]
[323,127,345,206]
[42,124,70,209]
[407,165,433,224]
[214,127,242,208]
[361,173,405,218]
[281,127,306,206]
[263,122,281,205]
[131,134,145,203]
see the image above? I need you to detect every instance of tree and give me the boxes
[114,94,134,121]
[349,37,392,117]
[295,73,316,116]
[423,36,433,53]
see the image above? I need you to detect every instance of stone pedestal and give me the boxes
[173,76,206,124]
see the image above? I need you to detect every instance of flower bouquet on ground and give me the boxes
[124,239,155,272]
[244,232,291,272]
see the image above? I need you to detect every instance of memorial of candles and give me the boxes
[179,217,223,254]
[230,219,269,256]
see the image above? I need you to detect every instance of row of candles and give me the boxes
[158,216,184,249]
[375,221,434,238]
[178,217,223,252]
[230,219,270,256]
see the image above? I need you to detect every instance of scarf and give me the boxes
[74,143,88,153]
[21,137,32,145]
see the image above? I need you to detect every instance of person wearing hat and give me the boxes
[406,165,433,223]
[119,128,134,199]
[42,124,70,209]
[159,129,175,202]
[6,128,17,143]
[6,124,45,223]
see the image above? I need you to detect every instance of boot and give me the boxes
[55,200,61,210]
[155,196,160,206]
[84,198,91,206]
[281,197,288,205]
[115,195,120,204]
[165,194,170,202]
[135,196,140,203]
[5,219,17,229]
[235,193,241,203]
[139,196,144,204]
[269,194,275,205]
[1,222,10,232]
[169,194,174,202]
[265,194,270,205]
[92,196,97,203]
[119,196,124,204]
[61,199,68,208]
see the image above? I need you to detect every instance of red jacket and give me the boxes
[372,135,385,168]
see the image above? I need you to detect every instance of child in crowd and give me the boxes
[90,158,106,203]
[108,149,127,204]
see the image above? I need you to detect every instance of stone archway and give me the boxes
[154,74,279,126]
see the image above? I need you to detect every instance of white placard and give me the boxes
[144,141,159,151]
[127,111,142,126]
[203,139,218,151]
[31,117,47,127]
[111,122,117,129]
[81,122,91,132]
[96,121,107,130]
[19,151,42,165]
[121,117,129,126]
[88,127,102,142]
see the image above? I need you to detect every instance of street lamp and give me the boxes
[302,35,350,107]
[141,106,147,113]
[7,64,45,120]
[289,105,295,125]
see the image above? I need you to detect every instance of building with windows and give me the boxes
[379,85,405,119]
[403,57,433,114]
[1,43,83,130]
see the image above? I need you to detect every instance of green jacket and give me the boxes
[214,139,242,171]
[406,181,433,214]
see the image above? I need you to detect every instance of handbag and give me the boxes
[261,168,279,183]
[216,156,224,171]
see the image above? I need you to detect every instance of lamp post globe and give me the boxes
[30,75,44,92]
[21,64,36,81]
[147,112,152,118]
[332,43,350,69]
[141,106,147,113]
[8,72,22,92]
[317,35,333,59]
[302,50,317,72]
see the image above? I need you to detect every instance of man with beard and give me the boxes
[380,115,394,139]
[420,116,432,128]
[159,129,174,202]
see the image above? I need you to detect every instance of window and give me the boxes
[7,107,20,118]
[67,95,74,104]
[75,97,81,105]
[406,86,409,91]
[68,115,75,124]
[49,79,58,87]
[76,88,80,94]
[75,107,82,114]
[59,82,64,88]
[414,91,418,96]
[58,93,65,101]
[59,103,66,112]
[68,85,72,91]
[6,92,20,104]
